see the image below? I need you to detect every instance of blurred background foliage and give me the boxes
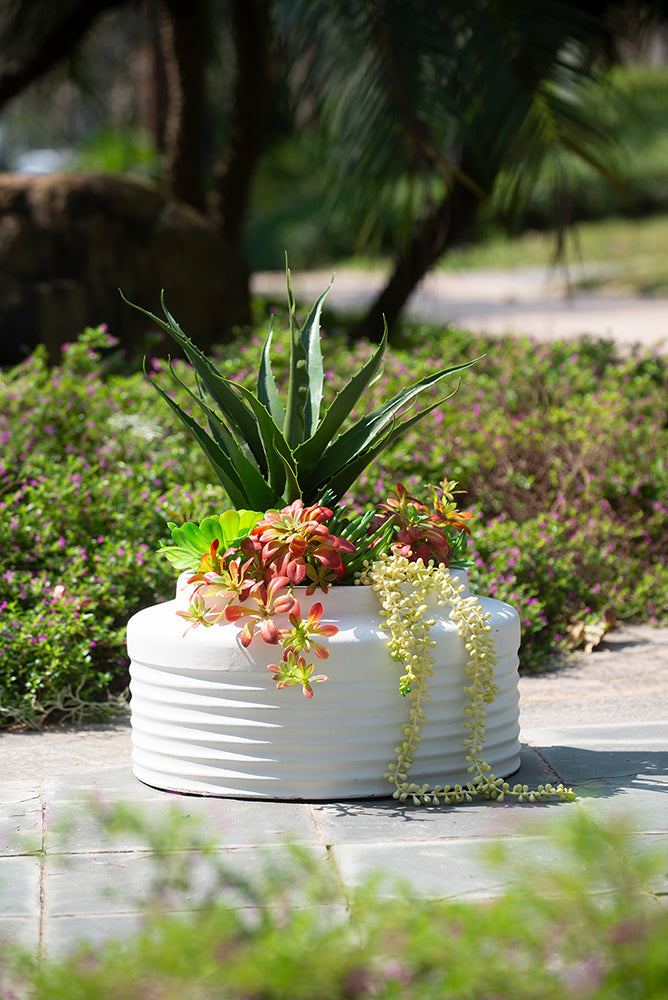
[2,0,668,338]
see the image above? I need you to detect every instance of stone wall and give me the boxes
[0,172,248,365]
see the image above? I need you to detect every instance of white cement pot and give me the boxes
[127,569,521,799]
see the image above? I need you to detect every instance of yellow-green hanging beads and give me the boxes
[360,553,575,808]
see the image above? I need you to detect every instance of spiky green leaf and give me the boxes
[233,382,303,503]
[293,324,388,472]
[309,359,478,492]
[257,321,285,426]
[146,373,272,510]
[282,263,332,447]
[123,291,267,470]
[164,358,258,470]
[299,280,330,437]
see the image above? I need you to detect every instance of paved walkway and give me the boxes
[1,623,667,960]
[252,264,668,354]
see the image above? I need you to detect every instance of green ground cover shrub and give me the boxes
[4,808,667,999]
[330,326,667,667]
[1,317,666,723]
[0,327,223,725]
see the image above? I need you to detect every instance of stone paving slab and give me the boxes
[329,824,599,901]
[521,722,668,777]
[1,723,665,959]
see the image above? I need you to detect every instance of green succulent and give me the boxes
[159,510,262,571]
[123,263,477,508]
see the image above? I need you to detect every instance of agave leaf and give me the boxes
[192,370,255,465]
[146,374,270,509]
[293,325,388,472]
[160,361,282,508]
[257,321,285,426]
[192,379,300,507]
[124,291,267,469]
[376,389,460,452]
[314,425,396,504]
[309,359,479,490]
[282,263,333,448]
[276,455,302,506]
[166,359,262,473]
[233,382,301,503]
[157,295,271,469]
[299,278,331,438]
[322,390,463,503]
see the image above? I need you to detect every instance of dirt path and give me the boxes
[252,265,668,354]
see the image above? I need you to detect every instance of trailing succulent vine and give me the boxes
[359,554,576,807]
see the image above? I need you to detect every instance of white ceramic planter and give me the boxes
[127,570,521,799]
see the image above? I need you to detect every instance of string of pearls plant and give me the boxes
[358,553,575,807]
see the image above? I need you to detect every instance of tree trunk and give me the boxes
[352,180,480,343]
[209,0,270,243]
[208,0,270,324]
[0,0,124,110]
[160,0,207,211]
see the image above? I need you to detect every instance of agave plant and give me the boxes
[123,265,476,508]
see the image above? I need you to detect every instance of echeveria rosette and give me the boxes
[251,500,355,585]
[122,263,478,508]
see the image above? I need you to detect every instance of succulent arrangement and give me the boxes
[124,265,474,691]
[124,266,573,805]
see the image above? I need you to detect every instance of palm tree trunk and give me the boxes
[206,0,270,326]
[209,0,270,245]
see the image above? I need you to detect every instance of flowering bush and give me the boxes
[0,327,213,725]
[1,289,666,726]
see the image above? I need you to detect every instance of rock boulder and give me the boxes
[0,172,249,365]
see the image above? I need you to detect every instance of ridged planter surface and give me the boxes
[127,570,521,799]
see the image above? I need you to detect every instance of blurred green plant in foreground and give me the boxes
[4,807,666,999]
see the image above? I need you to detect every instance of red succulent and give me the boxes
[224,575,298,647]
[280,601,339,659]
[267,651,328,699]
[252,500,355,584]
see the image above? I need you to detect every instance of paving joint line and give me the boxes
[38,784,47,959]
[524,743,567,788]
